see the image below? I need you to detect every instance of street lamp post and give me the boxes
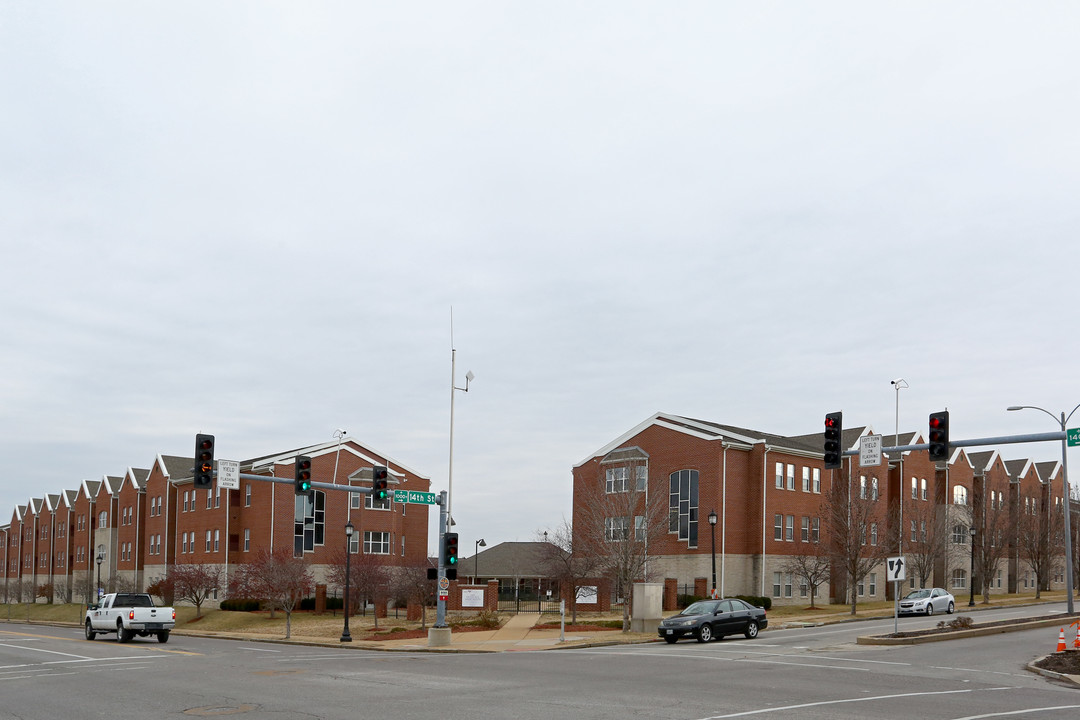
[891,378,908,555]
[340,521,354,642]
[968,525,976,607]
[708,510,718,598]
[1007,403,1078,615]
[95,551,104,604]
[474,538,486,582]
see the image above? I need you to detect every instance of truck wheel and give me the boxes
[117,623,131,643]
[157,631,170,644]
[85,620,96,641]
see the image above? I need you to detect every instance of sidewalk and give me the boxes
[377,612,630,652]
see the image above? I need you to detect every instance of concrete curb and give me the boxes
[1026,654,1080,688]
[857,615,1079,646]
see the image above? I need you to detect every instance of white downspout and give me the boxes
[721,446,728,598]
[761,446,769,597]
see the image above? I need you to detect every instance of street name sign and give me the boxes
[1068,428,1080,447]
[393,490,438,505]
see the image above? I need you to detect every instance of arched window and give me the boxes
[952,485,968,505]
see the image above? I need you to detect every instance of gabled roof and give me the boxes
[1005,458,1034,480]
[968,451,1001,475]
[80,479,101,501]
[44,493,61,512]
[102,475,124,495]
[576,412,872,467]
[28,497,43,515]
[462,541,565,578]
[1034,461,1061,483]
[63,489,79,508]
[122,467,150,493]
[247,438,428,481]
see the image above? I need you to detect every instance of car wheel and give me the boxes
[696,624,713,643]
[84,621,96,641]
[157,631,170,644]
[117,623,130,643]
[925,604,934,617]
[947,601,954,614]
[744,621,759,639]
[664,636,679,644]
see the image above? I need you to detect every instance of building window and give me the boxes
[811,518,820,543]
[205,530,212,552]
[99,511,108,527]
[871,477,878,501]
[802,467,810,493]
[953,485,968,506]
[668,469,699,548]
[785,515,794,542]
[243,529,250,552]
[786,464,795,491]
[605,516,630,541]
[206,489,212,509]
[772,572,782,597]
[606,467,630,493]
[870,523,878,545]
[952,525,968,544]
[365,491,392,511]
[245,483,252,507]
[801,516,809,542]
[812,468,821,494]
[910,519,917,542]
[183,491,189,512]
[634,515,645,542]
[214,529,220,552]
[911,478,917,499]
[920,521,927,542]
[294,491,326,556]
[775,462,784,489]
[783,573,793,598]
[869,573,877,596]
[215,486,221,508]
[860,476,867,499]
[349,533,359,554]
[363,531,390,555]
[921,479,928,500]
[181,534,188,553]
[774,514,783,541]
[952,569,967,589]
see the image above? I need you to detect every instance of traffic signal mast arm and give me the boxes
[837,430,1066,458]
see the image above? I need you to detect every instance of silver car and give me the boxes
[898,587,955,616]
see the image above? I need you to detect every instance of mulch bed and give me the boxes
[1034,651,1080,676]
[360,625,492,642]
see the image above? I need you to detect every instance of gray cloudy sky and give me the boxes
[3,2,1079,555]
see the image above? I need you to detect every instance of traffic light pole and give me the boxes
[435,491,449,628]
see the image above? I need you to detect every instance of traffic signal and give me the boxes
[194,434,215,489]
[823,412,843,469]
[372,466,389,500]
[928,411,950,462]
[443,532,459,567]
[295,455,313,495]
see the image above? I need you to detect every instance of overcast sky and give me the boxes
[2,2,1079,556]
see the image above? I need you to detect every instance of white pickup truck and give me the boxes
[85,592,176,644]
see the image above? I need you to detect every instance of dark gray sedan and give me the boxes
[657,598,768,644]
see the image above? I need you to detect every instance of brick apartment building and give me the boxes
[2,437,431,605]
[573,412,1072,606]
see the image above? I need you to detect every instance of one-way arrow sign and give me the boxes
[887,556,906,582]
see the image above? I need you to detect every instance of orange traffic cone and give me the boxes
[1074,627,1080,650]
[1057,628,1067,652]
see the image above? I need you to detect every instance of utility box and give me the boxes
[630,582,663,634]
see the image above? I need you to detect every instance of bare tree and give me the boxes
[779,542,831,609]
[1016,503,1065,599]
[391,564,435,629]
[169,563,222,618]
[230,549,313,639]
[904,501,949,589]
[974,504,1013,604]
[822,476,893,615]
[326,550,391,630]
[574,460,668,631]
[536,519,603,624]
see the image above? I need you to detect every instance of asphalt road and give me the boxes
[1,603,1077,720]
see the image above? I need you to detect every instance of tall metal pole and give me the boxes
[435,491,449,628]
[708,510,717,598]
[341,521,353,642]
[968,526,976,607]
[1008,404,1076,615]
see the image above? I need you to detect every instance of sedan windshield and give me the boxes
[682,601,720,616]
[903,589,931,600]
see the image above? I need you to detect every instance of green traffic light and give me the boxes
[448,556,457,564]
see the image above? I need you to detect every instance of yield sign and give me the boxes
[887,556,906,582]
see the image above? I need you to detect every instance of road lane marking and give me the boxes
[698,687,1013,718]
[239,646,281,652]
[949,705,1080,719]
[0,643,92,660]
